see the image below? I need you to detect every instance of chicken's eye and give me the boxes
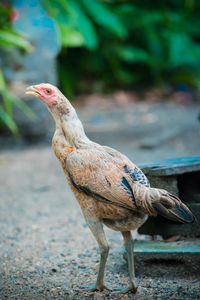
[45,89,51,94]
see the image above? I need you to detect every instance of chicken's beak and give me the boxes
[25,85,40,97]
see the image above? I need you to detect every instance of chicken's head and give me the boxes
[26,83,58,106]
[26,83,77,122]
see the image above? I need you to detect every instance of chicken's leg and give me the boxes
[79,218,110,291]
[119,231,137,293]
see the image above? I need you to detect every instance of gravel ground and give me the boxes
[0,100,200,299]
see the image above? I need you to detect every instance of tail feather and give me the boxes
[152,198,194,223]
[132,183,195,224]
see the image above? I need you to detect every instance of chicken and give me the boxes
[26,83,195,293]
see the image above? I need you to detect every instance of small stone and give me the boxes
[78,265,86,269]
[51,268,57,273]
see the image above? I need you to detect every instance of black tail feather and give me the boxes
[152,195,195,224]
[174,203,195,223]
[132,183,196,223]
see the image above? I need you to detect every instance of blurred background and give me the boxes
[0,0,200,162]
[0,1,200,299]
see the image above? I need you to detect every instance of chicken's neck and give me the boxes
[54,112,91,149]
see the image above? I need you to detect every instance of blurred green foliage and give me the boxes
[0,4,34,136]
[42,0,200,96]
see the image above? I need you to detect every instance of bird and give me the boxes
[26,83,195,293]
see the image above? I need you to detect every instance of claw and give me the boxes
[114,284,138,294]
[77,284,111,292]
[113,279,138,294]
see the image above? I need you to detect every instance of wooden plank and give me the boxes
[139,156,200,176]
[134,240,200,253]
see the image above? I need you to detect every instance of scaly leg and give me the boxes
[78,218,110,292]
[118,231,137,293]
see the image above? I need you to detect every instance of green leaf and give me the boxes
[0,70,12,116]
[164,31,200,68]
[3,90,12,117]
[58,24,85,47]
[118,46,151,63]
[41,0,59,18]
[82,0,127,38]
[0,70,6,90]
[67,1,98,50]
[0,29,32,51]
[0,70,35,137]
[0,105,19,136]
[117,69,139,84]
[42,0,71,25]
[42,0,96,48]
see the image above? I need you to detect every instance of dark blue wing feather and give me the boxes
[123,165,150,187]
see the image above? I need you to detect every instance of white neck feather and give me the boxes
[49,95,92,148]
[60,114,91,148]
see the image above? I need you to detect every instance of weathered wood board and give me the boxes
[139,156,200,176]
[138,157,200,237]
[134,240,200,253]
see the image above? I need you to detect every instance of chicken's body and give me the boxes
[52,129,147,232]
[26,83,195,293]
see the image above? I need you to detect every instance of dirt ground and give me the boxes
[0,99,200,299]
